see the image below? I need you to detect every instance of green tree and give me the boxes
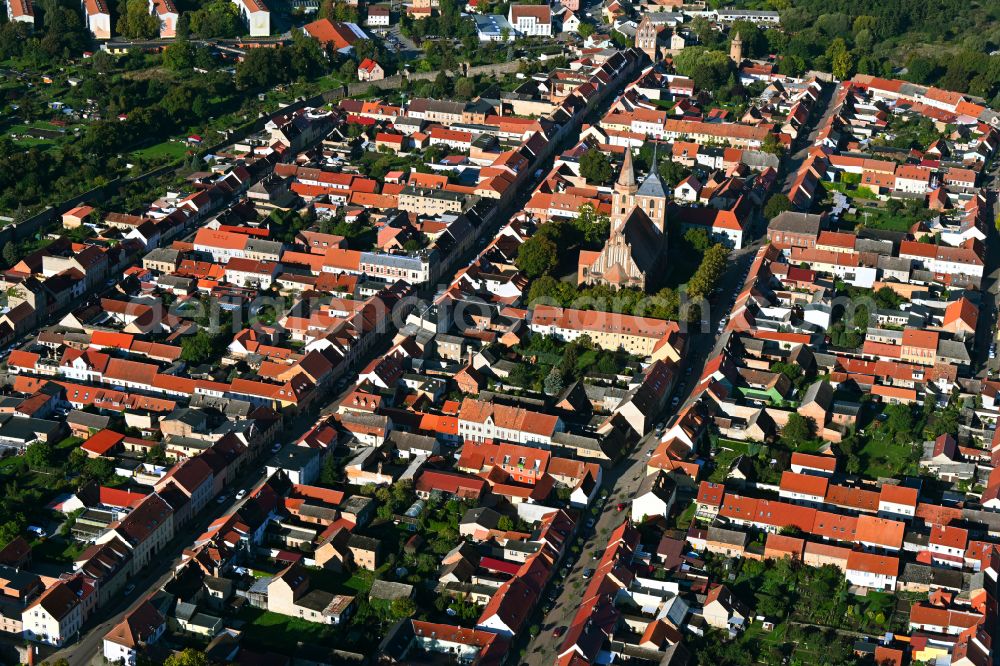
[543,367,564,396]
[164,649,210,666]
[2,240,20,267]
[83,457,115,483]
[515,235,558,278]
[181,329,224,365]
[905,55,939,84]
[0,516,25,549]
[117,0,160,39]
[764,194,792,219]
[832,49,856,81]
[781,413,815,448]
[672,47,735,91]
[578,22,594,39]
[24,440,54,469]
[163,40,195,71]
[453,77,476,100]
[825,38,855,80]
[387,597,417,621]
[579,148,613,185]
[779,53,806,77]
[686,244,729,300]
[684,228,711,253]
[761,133,784,156]
[188,0,242,38]
[573,203,610,246]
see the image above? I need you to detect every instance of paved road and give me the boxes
[780,81,839,195]
[44,53,642,666]
[974,162,1000,376]
[520,241,762,665]
[45,425,324,666]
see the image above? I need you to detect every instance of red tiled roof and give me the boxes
[846,550,898,577]
[696,481,724,506]
[790,452,836,472]
[303,19,363,49]
[855,515,904,549]
[80,429,125,456]
[879,484,918,508]
[99,486,147,509]
[779,471,828,498]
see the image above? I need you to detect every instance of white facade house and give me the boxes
[6,0,34,25]
[233,0,270,36]
[928,526,967,567]
[473,14,517,41]
[674,176,701,203]
[224,258,279,289]
[365,5,390,27]
[508,4,551,36]
[23,582,83,647]
[102,602,166,666]
[877,486,917,520]
[82,0,112,39]
[148,0,177,38]
[559,9,580,32]
[631,472,676,523]
[845,552,898,591]
[893,165,933,195]
[714,9,780,25]
[777,471,827,507]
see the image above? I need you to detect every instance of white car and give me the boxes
[236,489,247,500]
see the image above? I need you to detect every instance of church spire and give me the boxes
[617,148,636,189]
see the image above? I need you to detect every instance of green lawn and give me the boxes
[237,608,340,651]
[33,535,85,564]
[708,439,749,482]
[855,429,918,479]
[130,141,191,162]
[840,205,919,233]
[56,436,83,451]
[674,501,697,528]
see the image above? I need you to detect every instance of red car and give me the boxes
[552,626,567,638]
[616,503,626,512]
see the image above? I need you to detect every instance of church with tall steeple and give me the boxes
[578,147,669,291]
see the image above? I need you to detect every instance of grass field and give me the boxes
[709,439,749,482]
[840,204,919,233]
[855,429,918,478]
[130,140,191,162]
[237,608,340,650]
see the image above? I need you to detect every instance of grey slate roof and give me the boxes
[636,170,666,198]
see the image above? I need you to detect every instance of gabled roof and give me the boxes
[846,550,898,577]
[104,601,164,648]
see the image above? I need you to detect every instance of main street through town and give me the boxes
[522,80,840,663]
[43,51,638,666]
[519,239,760,666]
[47,67,841,666]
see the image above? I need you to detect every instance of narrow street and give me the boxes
[43,50,643,666]
[974,163,1000,376]
[780,81,838,195]
[520,241,761,665]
